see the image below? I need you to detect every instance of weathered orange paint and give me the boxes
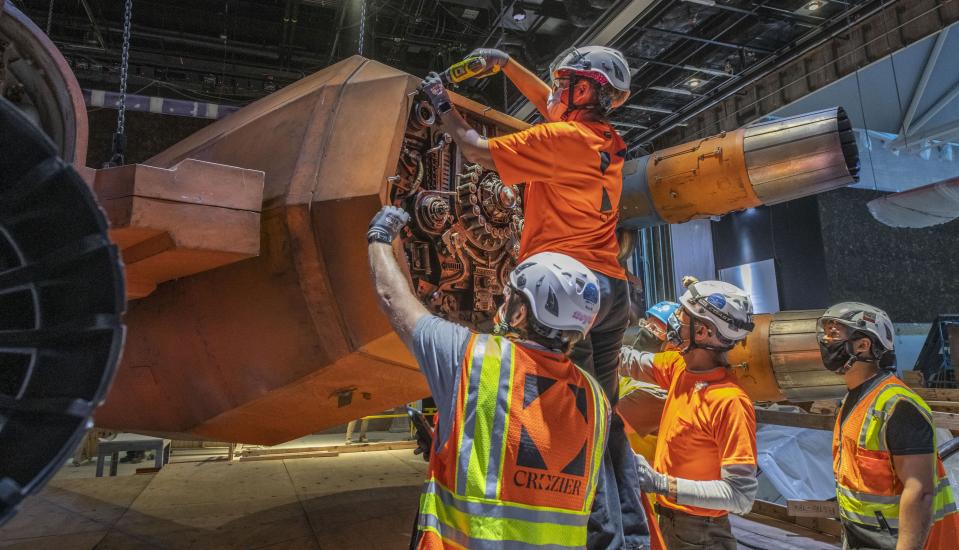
[94,57,526,445]
[646,128,762,224]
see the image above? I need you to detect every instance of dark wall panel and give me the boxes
[818,187,959,323]
[710,196,828,311]
[770,196,829,310]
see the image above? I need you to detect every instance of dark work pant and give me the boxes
[571,272,630,405]
[572,273,649,549]
[658,507,737,550]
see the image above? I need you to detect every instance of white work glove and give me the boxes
[619,346,645,378]
[634,453,669,495]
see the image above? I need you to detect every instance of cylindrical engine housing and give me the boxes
[620,107,859,228]
[728,310,848,403]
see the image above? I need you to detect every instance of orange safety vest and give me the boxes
[416,334,610,549]
[833,375,959,549]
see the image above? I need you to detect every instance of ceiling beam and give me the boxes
[612,121,649,129]
[78,0,108,51]
[908,82,959,137]
[627,55,734,77]
[643,25,773,54]
[888,119,959,151]
[625,104,675,114]
[900,26,950,136]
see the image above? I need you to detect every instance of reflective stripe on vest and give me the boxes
[835,378,958,532]
[419,480,590,549]
[418,334,609,548]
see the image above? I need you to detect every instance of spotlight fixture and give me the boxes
[806,1,824,11]
[512,3,527,21]
[688,78,702,89]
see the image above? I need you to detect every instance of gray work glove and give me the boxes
[367,205,410,244]
[634,453,670,495]
[419,72,453,115]
[468,48,510,78]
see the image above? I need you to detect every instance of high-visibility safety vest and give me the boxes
[833,375,959,549]
[416,334,611,549]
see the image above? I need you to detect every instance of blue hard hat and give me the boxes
[645,301,680,326]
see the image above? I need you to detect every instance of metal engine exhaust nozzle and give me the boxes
[619,106,860,228]
[743,106,860,205]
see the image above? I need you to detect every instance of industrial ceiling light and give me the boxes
[688,78,702,88]
[806,1,824,11]
[512,3,527,21]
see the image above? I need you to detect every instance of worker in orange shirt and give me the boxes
[817,302,958,550]
[418,47,647,548]
[621,280,758,549]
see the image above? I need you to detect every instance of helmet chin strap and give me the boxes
[561,74,600,121]
[680,316,734,355]
[834,341,877,375]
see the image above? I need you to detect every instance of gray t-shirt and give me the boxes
[412,315,472,449]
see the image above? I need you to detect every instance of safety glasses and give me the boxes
[816,318,853,345]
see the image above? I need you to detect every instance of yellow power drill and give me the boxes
[441,56,500,84]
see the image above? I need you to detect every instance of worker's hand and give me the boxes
[367,205,410,244]
[467,48,510,78]
[419,72,453,115]
[634,453,670,495]
[619,346,638,377]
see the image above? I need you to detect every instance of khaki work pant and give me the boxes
[657,505,737,550]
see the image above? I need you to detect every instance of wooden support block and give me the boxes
[755,408,834,430]
[239,451,339,462]
[241,440,417,457]
[749,499,842,537]
[902,370,924,387]
[787,499,839,518]
[932,411,959,430]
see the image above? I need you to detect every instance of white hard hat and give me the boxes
[509,252,600,337]
[550,46,631,112]
[817,302,895,352]
[679,280,754,343]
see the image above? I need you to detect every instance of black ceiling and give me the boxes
[17,0,879,151]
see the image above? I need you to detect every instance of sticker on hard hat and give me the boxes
[582,282,599,306]
[706,294,727,309]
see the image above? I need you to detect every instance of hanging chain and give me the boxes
[45,0,55,36]
[358,0,366,56]
[116,0,133,138]
[106,0,133,167]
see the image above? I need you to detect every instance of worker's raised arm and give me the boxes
[419,73,494,170]
[367,206,429,349]
[468,49,551,118]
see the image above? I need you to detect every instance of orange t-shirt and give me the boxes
[487,121,626,280]
[649,351,757,517]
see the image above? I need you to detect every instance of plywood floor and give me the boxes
[0,446,839,549]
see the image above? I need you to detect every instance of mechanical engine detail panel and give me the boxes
[387,99,524,331]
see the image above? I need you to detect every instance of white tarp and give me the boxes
[757,424,959,503]
[756,424,836,501]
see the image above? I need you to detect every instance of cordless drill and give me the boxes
[441,56,500,85]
